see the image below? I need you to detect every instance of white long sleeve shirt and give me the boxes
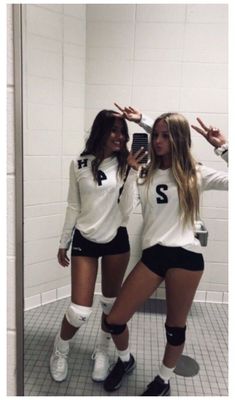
[137,115,228,251]
[59,155,137,249]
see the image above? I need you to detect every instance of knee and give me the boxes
[65,302,92,328]
[165,323,186,346]
[100,295,116,315]
[102,314,127,335]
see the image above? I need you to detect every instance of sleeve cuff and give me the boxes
[214,143,228,156]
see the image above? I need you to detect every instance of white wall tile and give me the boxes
[206,291,223,303]
[24,259,70,288]
[134,47,182,62]
[85,85,131,110]
[27,103,62,130]
[87,4,135,22]
[133,61,181,86]
[62,132,85,156]
[181,63,227,90]
[64,55,85,82]
[24,237,59,265]
[27,48,62,79]
[25,276,70,299]
[87,59,132,85]
[64,81,85,107]
[25,203,66,218]
[203,240,228,263]
[24,294,41,310]
[180,88,227,113]
[63,107,85,132]
[38,4,63,14]
[203,219,228,241]
[57,285,71,299]
[27,76,62,105]
[187,4,228,23]
[201,207,228,220]
[63,4,86,19]
[202,262,228,285]
[24,180,61,205]
[24,215,63,242]
[24,156,61,181]
[87,21,135,49]
[132,86,180,111]
[27,32,62,54]
[183,23,228,63]
[136,4,186,22]
[64,43,86,59]
[135,22,184,49]
[26,5,63,40]
[64,16,86,45]
[193,290,206,302]
[87,46,131,61]
[41,289,57,305]
[202,191,228,208]
[24,130,62,156]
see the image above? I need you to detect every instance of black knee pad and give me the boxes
[103,315,126,335]
[165,324,186,346]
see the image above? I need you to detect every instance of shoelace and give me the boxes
[91,351,108,365]
[54,349,68,371]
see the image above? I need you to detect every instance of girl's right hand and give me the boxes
[114,103,142,123]
[127,147,148,170]
[57,248,70,267]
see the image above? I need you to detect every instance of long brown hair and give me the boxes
[81,110,129,182]
[146,112,199,225]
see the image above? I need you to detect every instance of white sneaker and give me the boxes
[50,334,69,382]
[91,350,110,382]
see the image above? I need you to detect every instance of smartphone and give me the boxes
[131,133,149,164]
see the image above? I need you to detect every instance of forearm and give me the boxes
[138,114,154,134]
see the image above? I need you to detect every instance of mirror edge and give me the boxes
[13,4,24,396]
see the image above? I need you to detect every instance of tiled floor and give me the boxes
[24,295,228,396]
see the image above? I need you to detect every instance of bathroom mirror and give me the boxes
[19,3,228,396]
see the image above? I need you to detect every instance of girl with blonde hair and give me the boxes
[102,105,228,396]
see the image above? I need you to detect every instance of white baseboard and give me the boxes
[24,283,228,311]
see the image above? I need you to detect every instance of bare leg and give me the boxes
[163,268,203,368]
[106,261,164,350]
[60,256,98,340]
[100,251,130,328]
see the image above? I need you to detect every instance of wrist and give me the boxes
[214,143,228,156]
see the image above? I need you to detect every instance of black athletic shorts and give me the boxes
[71,227,130,258]
[141,243,204,278]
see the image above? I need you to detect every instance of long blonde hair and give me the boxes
[146,112,199,225]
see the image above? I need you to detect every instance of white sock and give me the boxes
[118,347,130,362]
[158,363,175,383]
[56,333,70,352]
[97,329,111,352]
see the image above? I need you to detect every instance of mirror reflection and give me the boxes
[23,4,228,396]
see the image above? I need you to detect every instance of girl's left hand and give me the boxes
[128,147,148,170]
[191,117,227,148]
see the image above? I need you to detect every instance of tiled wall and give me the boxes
[23,5,86,308]
[85,4,228,304]
[22,4,228,307]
